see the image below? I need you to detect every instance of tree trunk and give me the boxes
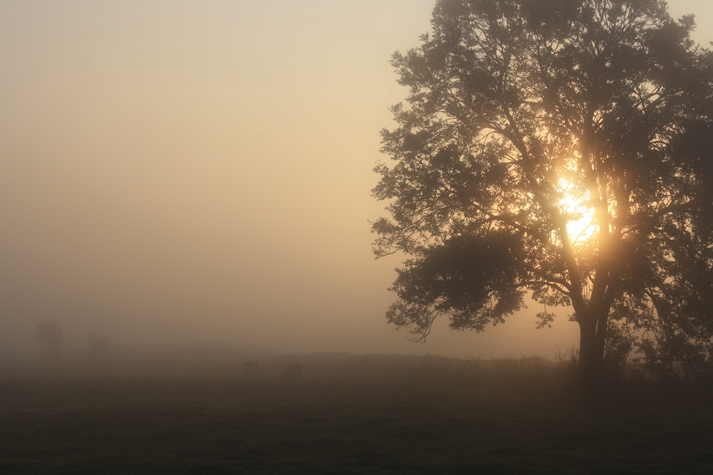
[578,316,605,383]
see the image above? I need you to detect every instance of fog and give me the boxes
[1,0,710,364]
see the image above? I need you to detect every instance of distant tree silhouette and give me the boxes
[86,331,111,363]
[36,322,64,363]
[244,360,266,378]
[372,0,713,381]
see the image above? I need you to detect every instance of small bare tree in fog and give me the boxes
[87,331,111,363]
[36,322,63,363]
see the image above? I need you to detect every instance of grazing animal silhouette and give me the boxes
[280,362,305,379]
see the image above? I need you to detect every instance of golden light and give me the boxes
[557,178,596,244]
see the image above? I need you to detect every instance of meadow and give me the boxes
[1,352,712,474]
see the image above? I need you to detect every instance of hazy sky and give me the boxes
[2,0,712,359]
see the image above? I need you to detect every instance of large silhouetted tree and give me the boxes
[372,0,713,380]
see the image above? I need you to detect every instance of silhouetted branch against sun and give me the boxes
[372,0,713,380]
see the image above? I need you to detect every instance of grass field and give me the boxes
[1,354,712,474]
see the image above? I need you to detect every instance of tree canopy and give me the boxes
[372,0,713,378]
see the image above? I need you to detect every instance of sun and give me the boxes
[557,178,596,244]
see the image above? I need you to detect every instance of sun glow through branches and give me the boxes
[557,178,596,245]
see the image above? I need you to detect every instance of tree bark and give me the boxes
[578,314,605,383]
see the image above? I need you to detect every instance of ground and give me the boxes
[1,357,712,474]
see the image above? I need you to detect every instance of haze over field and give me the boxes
[2,0,712,361]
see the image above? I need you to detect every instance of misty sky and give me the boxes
[2,0,712,359]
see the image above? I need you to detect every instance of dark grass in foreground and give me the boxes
[1,355,713,474]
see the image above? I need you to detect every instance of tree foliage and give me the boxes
[372,0,713,378]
